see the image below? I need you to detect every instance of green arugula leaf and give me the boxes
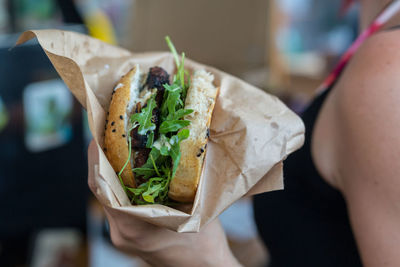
[151,134,171,156]
[142,194,154,203]
[168,108,193,121]
[144,183,162,196]
[161,84,182,118]
[141,147,161,169]
[130,94,157,135]
[170,147,181,178]
[132,167,157,179]
[164,83,182,93]
[127,186,145,196]
[160,145,169,156]
[136,177,169,204]
[159,120,190,134]
[165,36,186,91]
[146,131,154,148]
[166,36,180,68]
[177,128,190,139]
[117,135,133,194]
[179,53,185,89]
[150,154,161,177]
[169,129,190,177]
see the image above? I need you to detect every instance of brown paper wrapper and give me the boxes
[17,30,305,232]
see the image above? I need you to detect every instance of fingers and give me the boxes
[104,207,141,255]
[87,138,237,265]
[104,206,165,253]
[104,207,239,267]
[104,205,199,253]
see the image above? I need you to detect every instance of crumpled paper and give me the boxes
[17,30,305,232]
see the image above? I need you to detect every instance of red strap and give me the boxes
[316,0,400,94]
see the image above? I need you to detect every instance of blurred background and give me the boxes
[0,0,358,266]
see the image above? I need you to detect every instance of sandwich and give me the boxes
[103,37,219,205]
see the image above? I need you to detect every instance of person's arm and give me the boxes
[326,31,400,266]
[88,141,242,267]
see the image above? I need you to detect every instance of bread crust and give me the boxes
[104,67,137,188]
[168,70,219,202]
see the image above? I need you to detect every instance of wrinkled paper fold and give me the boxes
[18,30,305,232]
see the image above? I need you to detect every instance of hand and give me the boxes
[88,140,241,267]
[104,207,241,267]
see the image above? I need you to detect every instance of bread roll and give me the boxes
[104,66,218,203]
[168,70,219,202]
[104,66,142,188]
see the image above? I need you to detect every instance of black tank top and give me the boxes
[253,87,363,267]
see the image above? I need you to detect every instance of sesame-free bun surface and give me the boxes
[104,67,139,188]
[169,70,219,202]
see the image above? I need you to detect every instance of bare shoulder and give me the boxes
[320,30,400,266]
[312,29,400,191]
[329,29,400,194]
[336,29,400,108]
